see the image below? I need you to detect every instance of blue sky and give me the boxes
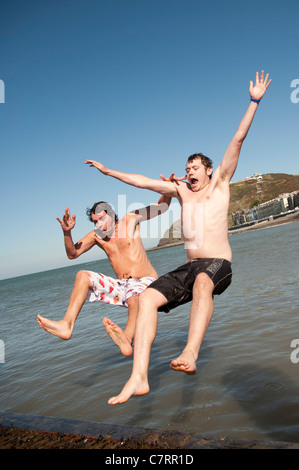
[0,0,298,280]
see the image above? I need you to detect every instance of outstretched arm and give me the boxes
[219,70,272,182]
[84,160,179,197]
[57,207,96,259]
[131,173,182,222]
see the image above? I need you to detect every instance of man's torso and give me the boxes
[94,214,158,279]
[176,171,232,261]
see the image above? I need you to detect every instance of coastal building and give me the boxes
[243,172,263,182]
[231,191,299,227]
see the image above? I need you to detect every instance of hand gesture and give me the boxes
[56,207,76,232]
[249,70,272,101]
[160,172,186,185]
[84,160,109,174]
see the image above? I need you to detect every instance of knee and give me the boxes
[194,273,214,294]
[127,295,139,308]
[138,290,150,308]
[75,270,92,286]
[139,288,165,311]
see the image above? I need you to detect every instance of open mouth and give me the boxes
[190,178,198,186]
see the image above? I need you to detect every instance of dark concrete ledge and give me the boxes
[1,411,299,449]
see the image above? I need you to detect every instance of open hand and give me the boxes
[56,207,76,231]
[160,172,186,185]
[84,160,109,174]
[249,70,272,101]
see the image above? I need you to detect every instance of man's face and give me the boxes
[185,159,212,191]
[91,210,115,237]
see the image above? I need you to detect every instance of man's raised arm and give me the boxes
[84,160,179,197]
[218,70,272,182]
[57,207,96,259]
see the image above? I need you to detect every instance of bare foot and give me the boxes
[37,314,72,340]
[103,317,133,357]
[170,350,197,375]
[108,377,150,405]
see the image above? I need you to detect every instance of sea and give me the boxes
[1,221,299,444]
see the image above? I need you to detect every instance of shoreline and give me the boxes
[147,211,299,252]
[1,411,299,449]
[228,210,299,235]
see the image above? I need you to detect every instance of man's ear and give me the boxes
[207,167,213,177]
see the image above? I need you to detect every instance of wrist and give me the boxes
[250,97,261,103]
[103,167,112,176]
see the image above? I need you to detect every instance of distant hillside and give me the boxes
[228,173,299,222]
[158,173,299,246]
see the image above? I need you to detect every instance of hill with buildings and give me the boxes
[157,173,299,247]
[228,173,299,220]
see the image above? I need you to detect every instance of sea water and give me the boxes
[0,221,299,443]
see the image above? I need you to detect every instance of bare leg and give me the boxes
[124,295,139,343]
[37,271,92,339]
[103,295,138,356]
[170,273,214,374]
[108,288,167,405]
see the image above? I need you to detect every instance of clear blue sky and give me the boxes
[1,0,298,280]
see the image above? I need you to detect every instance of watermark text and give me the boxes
[92,195,204,249]
[0,340,4,363]
[0,79,5,103]
[290,79,299,104]
[290,339,299,363]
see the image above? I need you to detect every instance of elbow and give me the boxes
[67,252,77,260]
[234,132,246,145]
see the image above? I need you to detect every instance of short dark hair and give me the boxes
[86,201,118,222]
[187,153,213,179]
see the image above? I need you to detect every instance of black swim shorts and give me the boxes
[150,258,232,313]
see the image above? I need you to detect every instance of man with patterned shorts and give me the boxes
[37,194,171,356]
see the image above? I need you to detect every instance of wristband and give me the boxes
[250,98,260,103]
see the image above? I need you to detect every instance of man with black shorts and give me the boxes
[154,258,232,313]
[86,69,272,404]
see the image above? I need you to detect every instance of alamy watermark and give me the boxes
[0,79,5,103]
[290,79,299,103]
[0,340,4,363]
[92,195,204,249]
[290,339,299,364]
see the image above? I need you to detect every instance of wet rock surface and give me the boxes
[1,412,299,449]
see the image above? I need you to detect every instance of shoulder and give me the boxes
[80,229,98,242]
[177,180,189,189]
[175,181,192,203]
[74,229,99,252]
[92,230,106,248]
[176,180,191,195]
